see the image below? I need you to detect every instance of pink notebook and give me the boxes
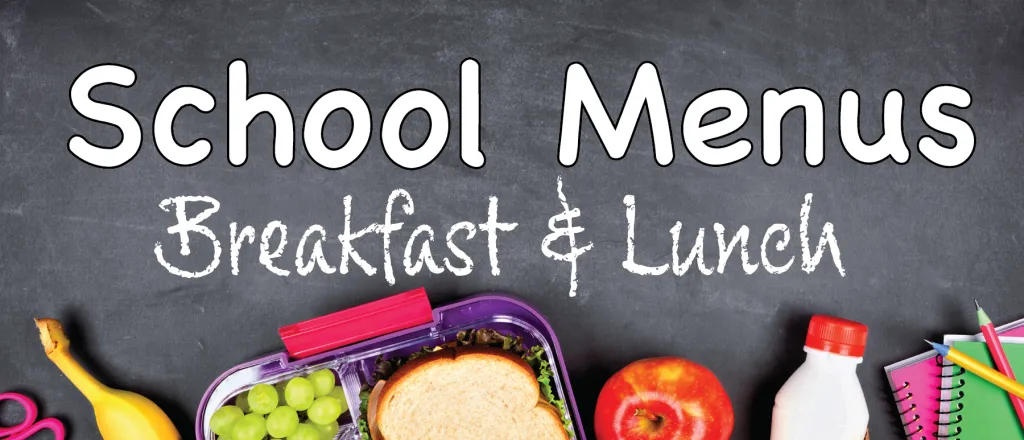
[885,318,1024,438]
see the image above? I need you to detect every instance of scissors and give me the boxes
[0,393,65,440]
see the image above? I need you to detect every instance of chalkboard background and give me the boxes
[2,0,1023,439]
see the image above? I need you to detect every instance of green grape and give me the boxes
[235,391,251,413]
[275,381,289,406]
[307,369,336,397]
[310,420,339,440]
[266,406,300,438]
[284,377,316,411]
[287,423,320,440]
[325,388,348,414]
[247,384,279,415]
[326,387,345,401]
[211,405,244,436]
[307,396,343,425]
[231,413,267,440]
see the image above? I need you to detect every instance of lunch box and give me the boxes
[196,288,586,439]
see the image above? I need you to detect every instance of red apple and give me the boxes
[594,357,734,440]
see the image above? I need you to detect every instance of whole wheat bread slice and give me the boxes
[374,346,569,440]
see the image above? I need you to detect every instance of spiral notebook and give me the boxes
[885,317,1024,438]
[938,338,1024,439]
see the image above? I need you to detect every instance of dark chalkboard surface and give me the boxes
[2,0,1023,439]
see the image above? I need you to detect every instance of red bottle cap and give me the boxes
[805,315,869,357]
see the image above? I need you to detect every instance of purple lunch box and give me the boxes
[196,288,586,440]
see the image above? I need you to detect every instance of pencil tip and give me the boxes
[926,340,950,356]
[975,298,982,310]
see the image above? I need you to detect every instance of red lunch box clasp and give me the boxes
[277,287,434,359]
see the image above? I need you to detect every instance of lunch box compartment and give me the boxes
[196,288,586,440]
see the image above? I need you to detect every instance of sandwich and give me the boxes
[357,328,574,440]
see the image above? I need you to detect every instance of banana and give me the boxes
[35,318,181,440]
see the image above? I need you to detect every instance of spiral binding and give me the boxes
[892,379,926,438]
[935,354,965,440]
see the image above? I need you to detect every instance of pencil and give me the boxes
[975,299,1024,429]
[928,340,1024,400]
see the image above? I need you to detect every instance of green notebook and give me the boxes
[953,340,1024,439]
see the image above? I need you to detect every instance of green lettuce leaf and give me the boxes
[357,387,372,439]
[356,418,370,440]
[525,345,574,436]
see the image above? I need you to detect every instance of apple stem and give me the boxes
[634,409,662,423]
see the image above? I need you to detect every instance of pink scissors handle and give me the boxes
[0,393,65,440]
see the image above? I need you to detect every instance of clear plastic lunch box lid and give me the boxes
[196,288,586,440]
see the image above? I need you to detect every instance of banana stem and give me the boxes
[35,318,110,403]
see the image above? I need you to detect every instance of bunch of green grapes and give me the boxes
[210,368,347,440]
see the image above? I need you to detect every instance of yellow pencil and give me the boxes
[929,340,1024,399]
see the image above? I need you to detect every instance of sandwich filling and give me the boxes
[357,328,573,439]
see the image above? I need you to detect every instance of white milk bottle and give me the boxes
[771,315,870,440]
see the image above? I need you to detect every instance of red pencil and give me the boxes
[976,299,1024,429]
